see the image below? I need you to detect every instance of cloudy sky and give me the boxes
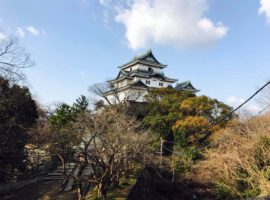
[0,0,269,112]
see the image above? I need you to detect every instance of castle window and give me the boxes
[148,67,153,72]
[130,68,132,71]
[159,82,163,86]
[146,80,151,85]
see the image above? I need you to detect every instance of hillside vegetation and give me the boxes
[189,113,270,199]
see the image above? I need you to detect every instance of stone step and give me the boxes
[49,169,73,173]
[47,173,63,176]
[43,163,77,181]
[57,163,75,168]
[43,176,64,181]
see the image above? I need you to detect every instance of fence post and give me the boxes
[160,137,163,167]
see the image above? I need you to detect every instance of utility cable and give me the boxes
[196,81,270,136]
[162,81,270,151]
[247,104,270,122]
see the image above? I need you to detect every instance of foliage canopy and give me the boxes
[0,77,38,182]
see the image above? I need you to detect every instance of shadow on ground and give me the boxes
[127,167,216,200]
[3,180,77,200]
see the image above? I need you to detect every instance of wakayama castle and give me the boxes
[104,50,199,104]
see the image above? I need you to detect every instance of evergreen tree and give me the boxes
[0,77,38,182]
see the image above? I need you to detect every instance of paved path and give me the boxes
[3,180,77,200]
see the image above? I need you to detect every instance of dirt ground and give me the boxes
[3,180,77,200]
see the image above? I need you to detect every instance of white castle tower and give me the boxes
[104,50,199,104]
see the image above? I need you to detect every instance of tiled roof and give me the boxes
[119,49,166,68]
[129,79,149,88]
[175,81,200,93]
[109,69,177,83]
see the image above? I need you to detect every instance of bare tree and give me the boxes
[71,107,152,199]
[88,82,113,105]
[88,82,143,107]
[0,37,34,83]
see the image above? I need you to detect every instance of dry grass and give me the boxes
[189,113,270,199]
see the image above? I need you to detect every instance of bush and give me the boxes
[172,145,202,174]
[216,182,235,199]
[189,113,270,199]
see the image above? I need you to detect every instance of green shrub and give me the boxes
[216,182,235,200]
[243,188,261,198]
[185,146,202,161]
[263,167,270,180]
[173,146,202,173]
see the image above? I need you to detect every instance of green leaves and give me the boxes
[143,88,233,147]
[0,76,38,182]
[49,103,74,129]
[73,95,89,113]
[49,95,89,129]
[143,88,194,137]
[47,95,90,168]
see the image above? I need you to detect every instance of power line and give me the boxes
[248,103,270,121]
[165,105,270,153]
[164,81,270,145]
[196,81,270,136]
[162,81,270,150]
[198,104,270,151]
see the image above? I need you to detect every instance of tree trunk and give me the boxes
[97,183,102,198]
[77,185,82,200]
[76,162,86,199]
[56,153,67,189]
[56,153,66,175]
[97,182,110,199]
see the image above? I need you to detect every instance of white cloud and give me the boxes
[99,0,111,6]
[259,0,270,23]
[26,26,40,36]
[16,27,25,37]
[0,31,6,40]
[15,26,45,37]
[115,0,228,49]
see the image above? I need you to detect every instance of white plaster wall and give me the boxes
[106,88,148,104]
[123,64,139,72]
[114,79,128,89]
[139,77,172,88]
[124,64,162,73]
[138,64,161,73]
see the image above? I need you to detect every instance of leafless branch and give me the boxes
[0,37,34,83]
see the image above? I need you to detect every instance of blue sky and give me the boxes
[0,0,270,112]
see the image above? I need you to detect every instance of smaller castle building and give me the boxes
[104,50,199,104]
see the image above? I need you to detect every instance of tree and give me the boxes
[88,82,112,105]
[143,88,233,176]
[0,37,34,83]
[143,88,195,138]
[27,104,52,174]
[0,77,38,182]
[143,88,233,156]
[71,107,152,198]
[47,95,89,175]
[173,95,233,146]
[88,82,143,108]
